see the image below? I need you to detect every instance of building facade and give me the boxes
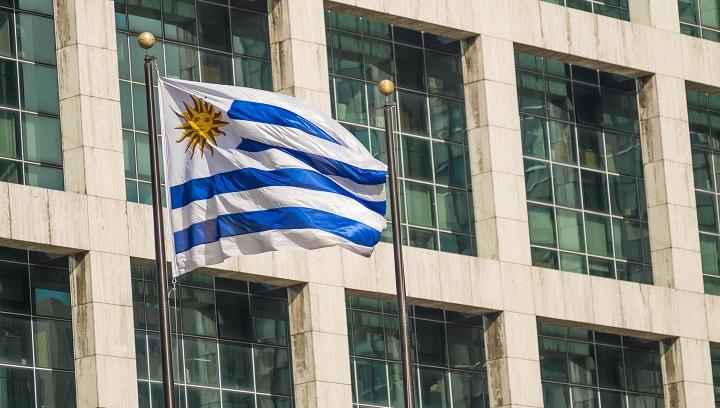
[0,0,719,406]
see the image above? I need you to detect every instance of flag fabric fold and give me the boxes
[159,77,387,276]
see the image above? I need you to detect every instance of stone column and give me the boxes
[268,0,331,114]
[463,35,542,407]
[288,282,353,407]
[484,311,544,408]
[463,35,531,266]
[54,0,137,406]
[661,338,715,407]
[629,0,681,32]
[267,3,352,406]
[638,74,704,293]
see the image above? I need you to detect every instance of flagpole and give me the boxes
[138,32,176,408]
[378,80,415,408]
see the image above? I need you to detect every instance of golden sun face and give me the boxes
[176,95,228,158]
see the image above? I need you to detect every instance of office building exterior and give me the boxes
[0,0,719,406]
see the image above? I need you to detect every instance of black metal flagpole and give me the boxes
[378,80,415,408]
[138,31,176,408]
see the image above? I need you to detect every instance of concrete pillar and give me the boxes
[268,0,331,114]
[288,282,353,407]
[629,0,681,32]
[54,0,137,406]
[638,74,704,293]
[661,338,716,407]
[463,35,531,265]
[484,312,544,408]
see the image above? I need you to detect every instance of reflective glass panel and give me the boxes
[327,11,474,255]
[517,52,650,283]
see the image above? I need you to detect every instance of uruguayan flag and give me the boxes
[159,77,387,276]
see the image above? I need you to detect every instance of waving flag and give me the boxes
[159,78,387,276]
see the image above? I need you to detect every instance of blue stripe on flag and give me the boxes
[236,138,386,185]
[170,167,386,216]
[173,206,381,253]
[228,100,340,145]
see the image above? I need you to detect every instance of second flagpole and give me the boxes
[378,79,415,408]
[138,31,177,408]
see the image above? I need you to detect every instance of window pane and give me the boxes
[31,265,71,319]
[250,296,288,346]
[219,341,253,391]
[554,164,581,208]
[521,114,549,159]
[567,341,596,385]
[415,319,446,366]
[24,164,63,190]
[0,10,14,58]
[596,345,624,389]
[528,204,556,246]
[578,126,604,170]
[546,78,574,121]
[254,346,291,395]
[395,45,425,91]
[351,310,385,358]
[696,191,718,233]
[16,13,55,65]
[0,314,31,365]
[355,358,389,406]
[334,77,366,125]
[231,9,267,59]
[426,51,461,98]
[34,318,73,370]
[429,97,463,143]
[606,133,641,177]
[165,43,200,81]
[180,287,216,337]
[398,90,428,136]
[197,2,230,51]
[701,234,720,275]
[20,63,59,115]
[0,367,34,407]
[542,382,570,408]
[447,324,484,371]
[186,386,220,407]
[450,371,485,408]
[525,159,552,203]
[0,260,29,313]
[222,391,254,408]
[0,59,18,108]
[330,31,363,79]
[557,209,585,252]
[405,181,436,228]
[609,175,639,218]
[200,50,233,85]
[692,149,713,190]
[184,337,219,386]
[433,141,466,187]
[419,367,449,408]
[234,57,270,90]
[0,109,20,159]
[581,170,609,213]
[364,38,393,83]
[22,114,62,165]
[402,135,432,181]
[36,370,75,408]
[436,187,470,233]
[585,214,612,257]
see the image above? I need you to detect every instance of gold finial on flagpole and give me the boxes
[138,32,156,50]
[377,79,395,97]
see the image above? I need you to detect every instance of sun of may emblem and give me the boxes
[176,95,228,158]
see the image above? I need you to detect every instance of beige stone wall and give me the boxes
[0,0,715,406]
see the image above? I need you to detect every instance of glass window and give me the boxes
[0,6,62,190]
[327,11,474,256]
[517,52,650,283]
[681,0,720,41]
[118,0,271,203]
[542,0,630,20]
[538,322,664,406]
[0,248,73,407]
[687,88,720,295]
[132,266,292,406]
[347,295,489,408]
